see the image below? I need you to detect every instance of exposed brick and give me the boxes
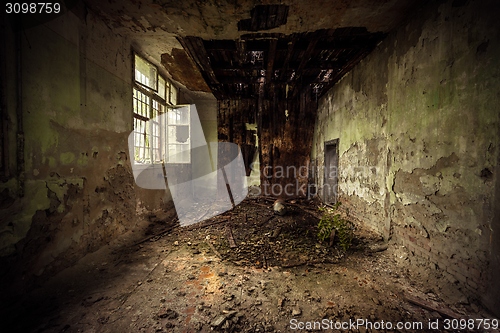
[468,266,482,281]
[442,271,458,284]
[401,238,409,248]
[466,278,478,290]
[446,266,467,285]
[418,237,431,252]
[456,260,470,275]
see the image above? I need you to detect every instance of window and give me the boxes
[134,54,158,91]
[167,107,190,163]
[133,53,188,164]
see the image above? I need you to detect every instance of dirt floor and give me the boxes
[1,197,498,333]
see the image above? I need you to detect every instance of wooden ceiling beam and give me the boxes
[316,49,372,97]
[265,38,278,83]
[179,29,386,100]
[289,37,318,99]
[178,36,223,99]
[216,77,264,84]
[204,39,236,51]
[237,39,246,66]
[279,40,295,81]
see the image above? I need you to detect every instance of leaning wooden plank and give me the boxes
[226,225,237,248]
[258,215,275,227]
[286,202,322,219]
[405,294,461,319]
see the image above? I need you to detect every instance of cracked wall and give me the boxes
[313,0,500,314]
[0,7,171,282]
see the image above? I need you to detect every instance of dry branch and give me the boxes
[258,215,275,227]
[226,225,237,248]
[404,294,461,319]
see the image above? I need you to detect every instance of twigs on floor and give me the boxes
[404,294,461,319]
[206,239,223,259]
[183,216,230,231]
[258,215,275,227]
[133,224,179,247]
[280,258,338,268]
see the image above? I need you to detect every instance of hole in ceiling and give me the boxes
[238,5,289,32]
[249,51,264,64]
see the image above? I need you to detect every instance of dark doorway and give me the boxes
[324,139,339,204]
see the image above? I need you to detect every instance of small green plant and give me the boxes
[317,202,354,251]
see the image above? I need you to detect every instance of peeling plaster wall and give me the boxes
[0,8,170,281]
[313,0,500,312]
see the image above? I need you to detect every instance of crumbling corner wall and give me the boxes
[0,7,170,283]
[313,0,500,313]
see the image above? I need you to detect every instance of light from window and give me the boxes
[167,107,190,163]
[133,89,152,163]
[170,83,177,105]
[132,53,188,165]
[134,54,158,91]
[158,76,166,100]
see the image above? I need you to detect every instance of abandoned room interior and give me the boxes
[0,0,499,332]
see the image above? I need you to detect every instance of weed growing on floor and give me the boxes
[317,202,354,251]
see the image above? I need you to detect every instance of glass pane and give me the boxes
[133,88,150,118]
[180,108,189,124]
[167,108,189,125]
[170,85,177,105]
[158,76,166,100]
[134,54,157,91]
[167,126,176,144]
[167,145,187,163]
[167,109,176,124]
[165,81,171,104]
[179,144,190,163]
[168,145,179,162]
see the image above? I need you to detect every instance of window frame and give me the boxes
[132,84,168,165]
[134,54,159,92]
[165,105,191,164]
[132,52,188,165]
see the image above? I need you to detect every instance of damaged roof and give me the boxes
[82,0,422,97]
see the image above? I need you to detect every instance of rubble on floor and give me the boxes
[1,198,495,333]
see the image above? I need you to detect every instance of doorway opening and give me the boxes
[324,139,339,204]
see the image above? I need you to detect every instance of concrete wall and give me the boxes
[313,0,500,311]
[0,7,170,280]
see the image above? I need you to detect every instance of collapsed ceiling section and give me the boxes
[237,4,289,31]
[179,26,385,100]
[78,0,422,192]
[82,0,421,96]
